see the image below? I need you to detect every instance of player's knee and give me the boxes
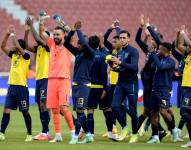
[87,109,94,114]
[159,108,167,116]
[3,108,11,114]
[52,108,60,114]
[22,111,29,116]
[76,108,84,113]
[39,101,47,112]
[151,112,158,125]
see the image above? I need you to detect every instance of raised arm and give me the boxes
[135,27,149,54]
[180,26,191,53]
[77,29,95,58]
[74,21,95,58]
[103,28,113,51]
[1,27,11,56]
[171,41,183,62]
[24,20,36,52]
[144,16,161,47]
[135,15,149,54]
[64,30,79,55]
[26,17,47,47]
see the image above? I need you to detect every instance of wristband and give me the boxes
[10,33,15,37]
[146,23,150,27]
[180,30,185,34]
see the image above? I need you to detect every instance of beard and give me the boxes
[54,38,62,45]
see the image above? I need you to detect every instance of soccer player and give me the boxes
[179,27,191,148]
[39,19,75,142]
[64,21,95,144]
[145,22,178,143]
[171,30,186,140]
[24,16,51,141]
[110,29,139,143]
[102,21,122,137]
[0,25,32,142]
[86,34,118,141]
[135,15,168,141]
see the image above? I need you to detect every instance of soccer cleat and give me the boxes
[138,123,146,137]
[69,136,78,144]
[102,127,118,138]
[112,126,118,134]
[177,137,184,142]
[117,126,131,141]
[129,134,138,143]
[49,135,62,143]
[172,128,179,143]
[108,132,119,141]
[183,134,189,139]
[102,132,108,137]
[33,133,52,141]
[78,133,94,144]
[147,136,160,144]
[181,141,191,148]
[25,135,33,142]
[0,132,5,141]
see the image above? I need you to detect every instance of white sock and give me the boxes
[153,135,159,140]
[56,133,61,137]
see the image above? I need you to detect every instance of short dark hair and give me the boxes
[18,39,26,49]
[160,42,172,51]
[120,30,130,38]
[54,26,66,33]
[113,35,119,39]
[88,35,100,49]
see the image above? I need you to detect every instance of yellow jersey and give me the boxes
[182,54,191,87]
[109,49,119,85]
[8,51,30,86]
[35,45,50,80]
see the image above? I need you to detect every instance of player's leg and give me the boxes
[59,79,75,137]
[33,79,51,141]
[69,85,92,144]
[103,85,117,137]
[147,91,160,144]
[125,81,139,143]
[99,91,117,141]
[18,86,32,142]
[0,86,15,140]
[181,109,191,148]
[47,79,62,143]
[0,108,12,141]
[112,84,127,141]
[158,91,179,142]
[86,88,100,137]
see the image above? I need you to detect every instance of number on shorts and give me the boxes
[162,100,167,106]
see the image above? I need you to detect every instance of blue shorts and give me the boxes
[72,84,91,110]
[150,89,171,110]
[35,78,48,104]
[5,85,29,112]
[181,87,191,110]
[87,88,111,110]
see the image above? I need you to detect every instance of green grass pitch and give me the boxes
[0,105,188,150]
